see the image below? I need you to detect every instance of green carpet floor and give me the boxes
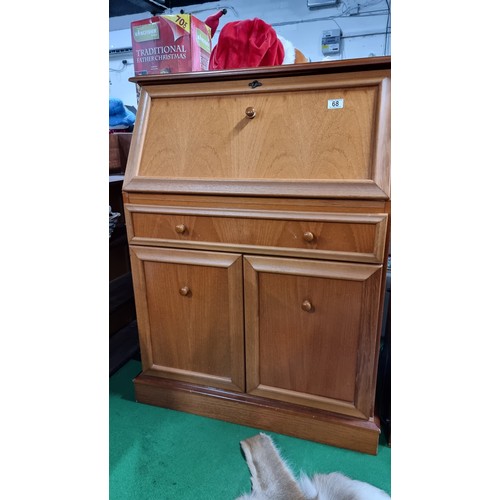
[110,360,391,499]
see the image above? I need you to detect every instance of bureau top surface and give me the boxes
[130,56,391,87]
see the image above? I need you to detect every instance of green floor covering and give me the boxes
[110,360,391,499]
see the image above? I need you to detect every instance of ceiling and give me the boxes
[109,0,215,18]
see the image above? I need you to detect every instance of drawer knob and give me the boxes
[179,286,190,296]
[303,231,315,242]
[245,107,256,119]
[175,224,187,234]
[301,300,313,312]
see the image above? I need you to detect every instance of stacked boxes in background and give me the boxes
[131,14,212,75]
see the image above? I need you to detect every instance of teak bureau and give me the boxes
[123,57,391,455]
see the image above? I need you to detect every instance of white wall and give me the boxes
[109,0,391,108]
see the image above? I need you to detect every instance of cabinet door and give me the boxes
[130,246,245,392]
[244,256,383,419]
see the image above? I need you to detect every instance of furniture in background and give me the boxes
[123,57,391,454]
[376,260,391,446]
[109,134,139,375]
[109,132,133,175]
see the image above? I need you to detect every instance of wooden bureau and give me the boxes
[123,57,391,455]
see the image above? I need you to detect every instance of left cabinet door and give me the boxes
[129,246,245,392]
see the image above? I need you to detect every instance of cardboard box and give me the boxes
[131,14,212,75]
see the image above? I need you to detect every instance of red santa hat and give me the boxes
[204,8,227,39]
[208,17,296,71]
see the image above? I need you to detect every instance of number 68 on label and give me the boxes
[327,98,344,109]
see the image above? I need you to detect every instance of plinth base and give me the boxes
[134,372,381,455]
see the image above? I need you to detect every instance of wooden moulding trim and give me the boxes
[123,178,390,200]
[125,203,388,223]
[353,266,384,417]
[123,201,135,245]
[130,245,241,267]
[129,57,390,86]
[144,365,243,393]
[248,384,367,419]
[124,193,388,211]
[133,373,381,455]
[371,76,391,198]
[128,238,383,265]
[244,255,382,281]
[243,257,260,399]
[128,248,154,369]
[373,215,389,263]
[143,72,388,99]
[122,91,150,190]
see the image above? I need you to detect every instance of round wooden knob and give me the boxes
[179,286,190,296]
[301,300,313,312]
[175,224,187,234]
[303,231,315,242]
[245,107,256,119]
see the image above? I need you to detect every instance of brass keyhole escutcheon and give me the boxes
[245,107,256,119]
[175,224,187,234]
[303,231,315,242]
[301,300,313,312]
[179,286,190,296]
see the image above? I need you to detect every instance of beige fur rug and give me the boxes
[235,433,390,500]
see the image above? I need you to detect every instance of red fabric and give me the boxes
[209,18,284,70]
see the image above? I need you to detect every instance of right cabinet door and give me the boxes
[244,255,384,420]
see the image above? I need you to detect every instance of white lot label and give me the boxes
[327,98,344,109]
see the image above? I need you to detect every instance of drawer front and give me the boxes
[126,205,388,263]
[124,70,390,199]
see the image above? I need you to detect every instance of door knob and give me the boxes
[245,107,256,119]
[179,286,190,296]
[301,300,313,312]
[303,231,315,242]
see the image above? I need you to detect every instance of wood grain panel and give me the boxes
[244,256,383,419]
[139,86,376,181]
[129,246,245,392]
[126,204,388,263]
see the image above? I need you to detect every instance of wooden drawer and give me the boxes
[125,204,388,263]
